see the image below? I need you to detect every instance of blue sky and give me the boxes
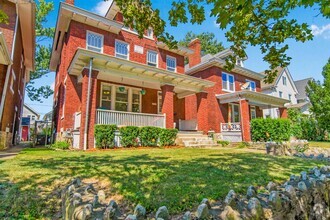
[26,0,330,116]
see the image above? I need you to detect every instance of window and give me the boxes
[282,76,287,85]
[132,90,141,113]
[115,40,129,60]
[147,51,158,67]
[251,107,257,119]
[86,31,103,53]
[231,104,240,123]
[166,56,176,72]
[288,94,292,102]
[158,91,163,114]
[222,72,235,92]
[115,87,128,111]
[246,80,256,91]
[146,28,153,38]
[279,91,283,98]
[32,115,36,120]
[100,84,112,110]
[10,70,16,94]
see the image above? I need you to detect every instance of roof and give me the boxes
[24,104,40,117]
[260,67,298,93]
[287,101,311,109]
[295,78,312,100]
[43,111,53,120]
[185,51,264,80]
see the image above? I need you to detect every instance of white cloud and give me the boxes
[92,0,113,16]
[214,20,220,28]
[311,24,330,39]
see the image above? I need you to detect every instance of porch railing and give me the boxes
[221,123,242,132]
[74,112,81,130]
[179,119,197,131]
[96,109,166,128]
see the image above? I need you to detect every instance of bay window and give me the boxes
[222,72,235,92]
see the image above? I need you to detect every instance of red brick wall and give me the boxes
[0,64,7,103]
[0,0,17,55]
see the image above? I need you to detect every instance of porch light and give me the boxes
[140,89,146,95]
[119,86,126,92]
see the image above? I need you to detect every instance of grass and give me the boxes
[0,147,327,219]
[309,141,330,149]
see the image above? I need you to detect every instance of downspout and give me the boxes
[83,58,93,151]
[0,13,19,124]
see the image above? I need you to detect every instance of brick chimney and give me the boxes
[66,0,74,5]
[188,38,201,68]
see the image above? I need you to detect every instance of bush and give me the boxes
[51,141,70,150]
[159,128,178,147]
[217,140,230,147]
[238,141,250,148]
[95,124,117,149]
[139,126,162,147]
[120,126,140,148]
[251,118,291,142]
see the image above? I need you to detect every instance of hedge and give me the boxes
[120,126,140,148]
[95,124,117,149]
[159,128,178,147]
[139,126,162,147]
[251,118,291,142]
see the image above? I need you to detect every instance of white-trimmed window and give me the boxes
[86,31,104,53]
[231,104,240,123]
[279,91,283,98]
[166,56,176,72]
[251,106,257,119]
[10,69,16,94]
[100,84,112,109]
[222,72,235,92]
[246,79,256,91]
[115,87,129,111]
[115,40,129,60]
[132,90,141,113]
[147,50,158,67]
[282,76,287,85]
[158,91,163,114]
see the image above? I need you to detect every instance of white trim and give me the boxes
[147,50,158,67]
[166,55,177,73]
[246,79,256,92]
[10,69,16,94]
[115,39,129,60]
[250,106,257,119]
[86,30,104,53]
[157,91,162,114]
[231,103,240,123]
[222,72,235,92]
[121,27,154,41]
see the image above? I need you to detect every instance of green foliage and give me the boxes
[294,143,309,153]
[307,58,330,137]
[159,128,178,147]
[251,118,291,142]
[95,125,117,149]
[217,140,230,147]
[0,10,8,24]
[120,126,140,148]
[110,0,329,83]
[51,141,70,150]
[238,142,250,149]
[139,126,161,147]
[178,31,225,55]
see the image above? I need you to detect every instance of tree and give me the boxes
[178,32,225,56]
[307,58,330,139]
[26,0,54,102]
[111,0,329,83]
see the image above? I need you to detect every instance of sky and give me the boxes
[25,0,330,117]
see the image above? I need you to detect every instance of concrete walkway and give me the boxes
[0,143,30,160]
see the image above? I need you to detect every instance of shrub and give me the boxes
[217,140,230,147]
[139,126,161,147]
[238,141,250,148]
[51,141,70,150]
[159,128,178,147]
[95,124,117,149]
[120,126,140,147]
[251,118,291,142]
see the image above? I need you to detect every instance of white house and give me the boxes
[22,104,40,126]
[261,67,298,118]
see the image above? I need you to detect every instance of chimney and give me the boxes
[188,38,201,68]
[66,0,74,5]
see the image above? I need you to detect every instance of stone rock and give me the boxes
[247,198,263,218]
[247,186,257,199]
[300,171,308,181]
[85,184,96,195]
[224,190,237,207]
[108,200,118,209]
[320,166,328,174]
[285,185,296,198]
[182,211,191,220]
[298,181,307,191]
[266,182,277,191]
[97,190,106,202]
[73,193,82,204]
[103,206,117,220]
[73,204,93,220]
[289,175,296,181]
[155,206,169,220]
[219,206,241,220]
[67,184,76,196]
[125,214,137,220]
[268,191,282,210]
[314,168,321,177]
[196,203,209,219]
[316,154,324,160]
[319,174,327,182]
[134,204,146,220]
[72,178,82,187]
[92,195,99,207]
[201,198,211,209]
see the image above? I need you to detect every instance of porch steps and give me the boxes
[176,131,218,147]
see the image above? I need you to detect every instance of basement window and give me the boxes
[86,31,104,53]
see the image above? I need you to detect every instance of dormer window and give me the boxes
[166,56,176,72]
[115,40,129,60]
[86,31,103,53]
[246,79,256,91]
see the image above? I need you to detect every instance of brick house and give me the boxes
[0,0,35,149]
[50,1,288,149]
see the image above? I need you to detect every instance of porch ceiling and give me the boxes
[216,90,289,108]
[68,48,215,96]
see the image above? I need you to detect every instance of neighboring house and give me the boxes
[21,104,40,142]
[43,111,53,121]
[261,67,298,118]
[0,0,35,149]
[288,78,313,115]
[50,0,289,148]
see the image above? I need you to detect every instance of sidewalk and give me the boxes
[0,143,30,160]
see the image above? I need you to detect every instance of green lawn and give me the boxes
[309,141,330,149]
[0,147,327,219]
